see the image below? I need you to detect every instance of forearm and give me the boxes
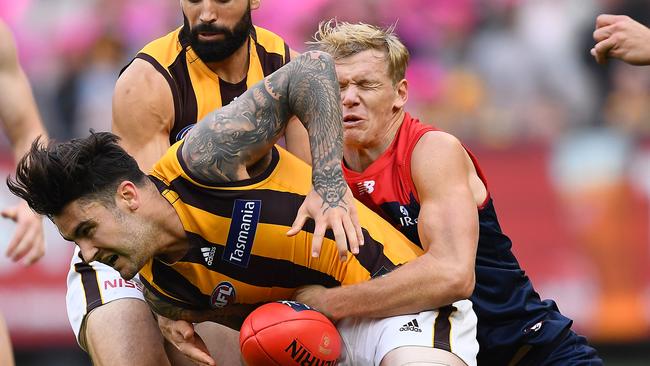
[182,51,345,193]
[143,287,254,330]
[8,116,45,162]
[316,254,472,320]
[283,52,346,207]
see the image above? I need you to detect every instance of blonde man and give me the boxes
[298,20,603,365]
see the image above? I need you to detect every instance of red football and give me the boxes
[239,301,341,366]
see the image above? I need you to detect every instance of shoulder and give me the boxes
[253,25,290,55]
[115,58,173,106]
[412,131,468,171]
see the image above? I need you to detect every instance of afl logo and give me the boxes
[210,281,236,309]
[175,123,196,142]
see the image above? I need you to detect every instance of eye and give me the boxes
[80,225,95,238]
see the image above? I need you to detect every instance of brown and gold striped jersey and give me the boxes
[127,25,291,144]
[140,142,423,311]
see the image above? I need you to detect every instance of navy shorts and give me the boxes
[521,329,603,365]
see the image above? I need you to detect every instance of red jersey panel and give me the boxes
[343,113,428,245]
[343,112,489,246]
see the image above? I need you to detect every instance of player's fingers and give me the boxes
[593,25,614,42]
[340,215,358,256]
[0,206,17,220]
[349,203,364,246]
[594,37,617,64]
[311,222,326,258]
[595,14,626,28]
[173,320,194,340]
[331,220,350,261]
[22,236,45,266]
[287,211,309,236]
[178,342,215,366]
[5,222,32,259]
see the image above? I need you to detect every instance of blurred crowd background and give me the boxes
[1,0,649,364]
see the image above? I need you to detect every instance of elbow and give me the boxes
[458,272,476,299]
[300,50,335,71]
[446,268,475,301]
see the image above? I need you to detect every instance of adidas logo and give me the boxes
[201,247,216,266]
[399,319,422,332]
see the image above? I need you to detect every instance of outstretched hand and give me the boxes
[287,187,363,262]
[2,200,45,265]
[592,14,650,65]
[157,316,216,366]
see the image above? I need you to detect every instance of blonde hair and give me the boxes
[308,19,409,85]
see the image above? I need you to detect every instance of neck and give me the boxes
[205,37,250,84]
[343,109,405,172]
[145,181,190,264]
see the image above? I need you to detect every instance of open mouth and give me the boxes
[343,115,363,124]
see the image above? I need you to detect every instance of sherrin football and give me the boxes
[239,301,342,366]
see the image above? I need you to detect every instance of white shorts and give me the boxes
[66,246,145,349]
[336,299,478,366]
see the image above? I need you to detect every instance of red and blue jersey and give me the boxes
[343,113,573,365]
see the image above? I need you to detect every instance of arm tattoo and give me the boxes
[142,286,257,330]
[182,51,348,210]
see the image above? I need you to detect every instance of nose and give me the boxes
[199,0,218,24]
[341,85,359,108]
[78,241,99,263]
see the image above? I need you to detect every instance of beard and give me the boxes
[184,6,253,63]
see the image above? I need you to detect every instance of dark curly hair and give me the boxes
[7,131,146,218]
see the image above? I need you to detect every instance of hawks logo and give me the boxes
[210,281,236,308]
[175,123,196,142]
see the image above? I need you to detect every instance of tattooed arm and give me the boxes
[142,286,256,330]
[143,287,252,366]
[182,51,364,260]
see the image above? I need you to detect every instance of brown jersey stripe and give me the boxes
[255,42,286,77]
[139,274,206,311]
[433,304,456,352]
[219,77,247,106]
[135,53,183,135]
[168,50,198,143]
[152,168,406,279]
[149,259,212,310]
[183,232,341,290]
[74,262,103,313]
[284,43,291,63]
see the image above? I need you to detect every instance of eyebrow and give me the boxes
[61,220,92,242]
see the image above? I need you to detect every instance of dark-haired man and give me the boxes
[64,1,320,365]
[10,51,478,366]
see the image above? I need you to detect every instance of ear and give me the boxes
[393,78,408,110]
[116,181,140,211]
[250,0,261,10]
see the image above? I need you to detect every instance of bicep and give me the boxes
[412,133,478,264]
[112,59,174,171]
